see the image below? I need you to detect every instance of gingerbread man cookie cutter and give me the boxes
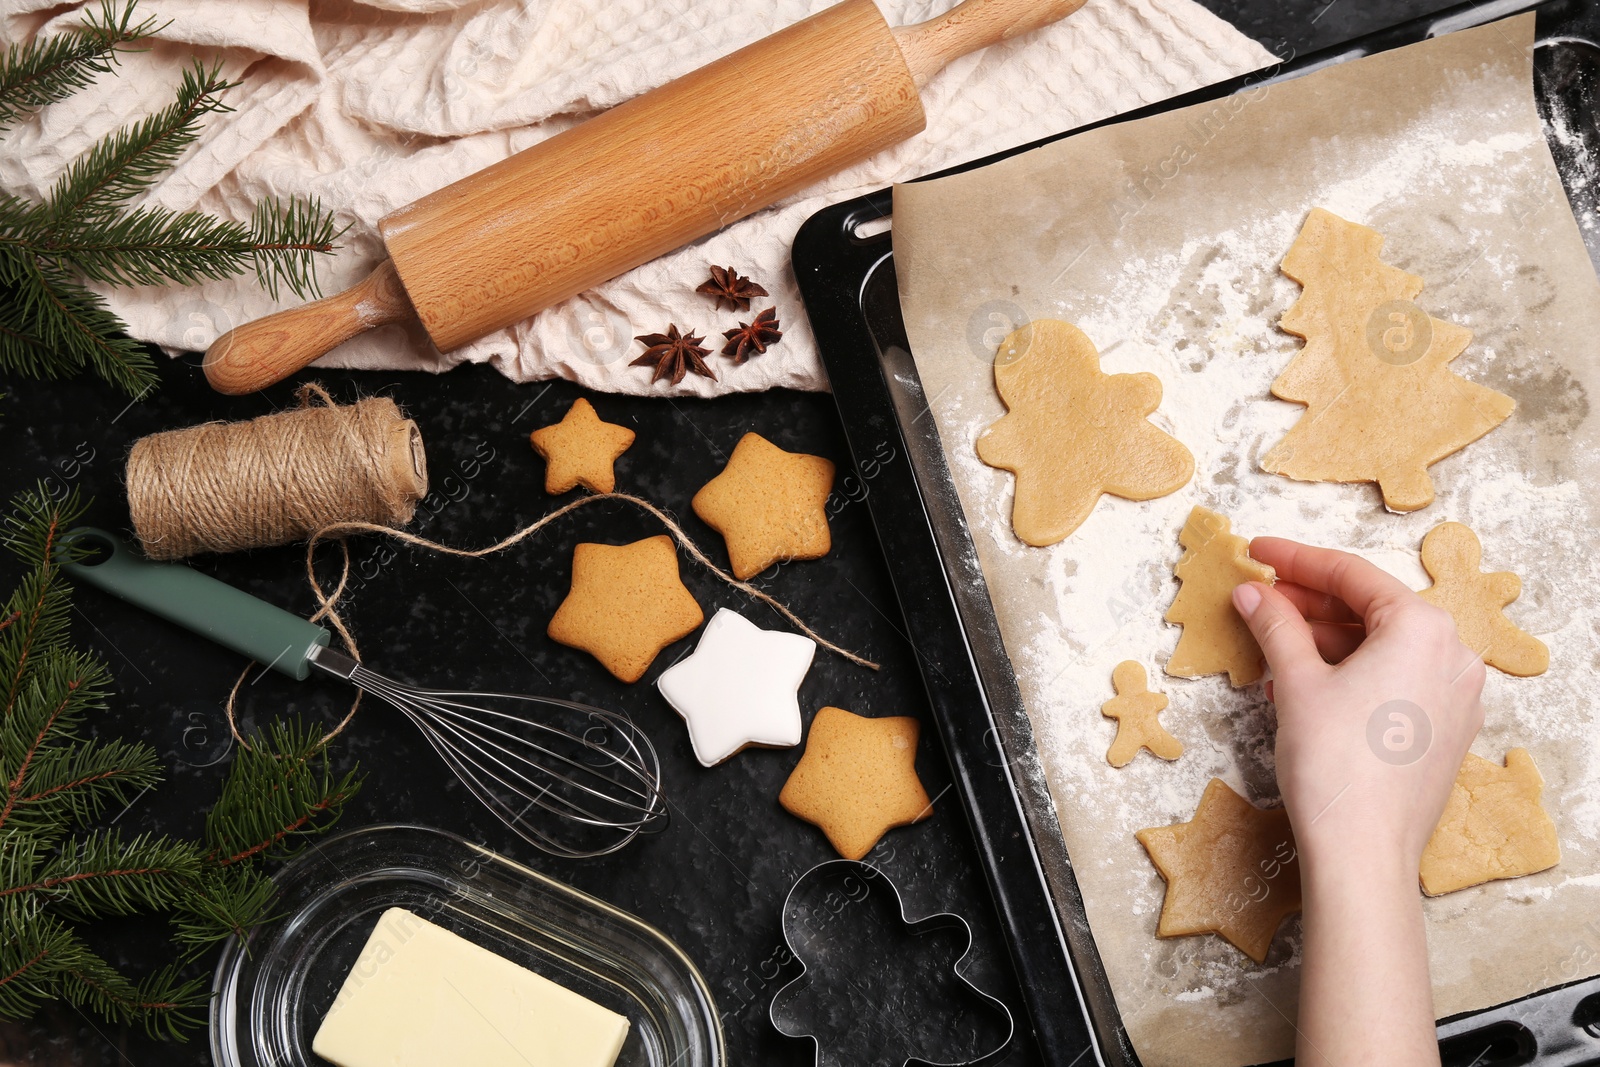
[770,860,1014,1067]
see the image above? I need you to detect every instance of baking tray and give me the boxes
[790,2,1600,1064]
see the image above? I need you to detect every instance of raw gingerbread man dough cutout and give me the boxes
[976,320,1193,547]
[1101,661,1182,767]
[1420,748,1560,896]
[1165,506,1275,687]
[1262,208,1514,512]
[655,608,816,766]
[1417,522,1548,677]
[1136,778,1301,963]
[528,397,635,494]
[547,535,704,683]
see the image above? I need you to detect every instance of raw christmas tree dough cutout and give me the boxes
[1420,748,1560,896]
[1417,522,1548,677]
[1136,778,1301,964]
[779,706,932,861]
[1101,661,1182,767]
[1165,506,1275,687]
[528,397,636,495]
[1262,208,1514,512]
[692,432,835,580]
[976,320,1193,547]
[547,535,704,683]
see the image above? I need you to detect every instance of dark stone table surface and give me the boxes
[1,4,1468,1065]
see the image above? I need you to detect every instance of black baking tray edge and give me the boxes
[792,2,1600,1065]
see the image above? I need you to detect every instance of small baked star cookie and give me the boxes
[1420,748,1560,896]
[1136,778,1301,963]
[547,535,704,683]
[1165,506,1276,687]
[656,608,816,766]
[779,706,932,861]
[691,433,835,580]
[976,319,1193,547]
[1102,661,1182,768]
[528,397,636,495]
[1417,522,1548,677]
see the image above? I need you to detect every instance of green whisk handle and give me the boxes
[58,527,330,680]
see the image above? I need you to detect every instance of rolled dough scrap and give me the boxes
[975,320,1193,547]
[1261,208,1515,512]
[1101,661,1182,768]
[1416,522,1549,677]
[1164,506,1275,687]
[1135,778,1301,964]
[1420,748,1561,896]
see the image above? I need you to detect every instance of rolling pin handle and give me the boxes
[892,0,1087,87]
[202,259,415,396]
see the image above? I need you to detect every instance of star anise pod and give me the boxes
[721,307,783,365]
[633,324,716,384]
[696,265,769,311]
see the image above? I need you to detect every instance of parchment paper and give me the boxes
[893,17,1600,1067]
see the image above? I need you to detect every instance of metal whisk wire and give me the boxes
[310,646,668,859]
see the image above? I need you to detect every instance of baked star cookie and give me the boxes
[1165,506,1276,686]
[779,706,932,861]
[547,535,704,683]
[1417,522,1548,677]
[976,320,1193,547]
[1136,778,1301,963]
[1262,208,1514,512]
[528,397,636,495]
[692,433,835,580]
[1420,748,1560,896]
[656,608,816,766]
[1101,661,1182,768]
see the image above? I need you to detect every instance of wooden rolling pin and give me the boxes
[203,0,1085,395]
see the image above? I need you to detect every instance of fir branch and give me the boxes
[5,736,161,835]
[0,484,87,722]
[0,830,202,920]
[168,862,277,953]
[249,196,344,300]
[0,1,161,133]
[44,58,235,227]
[0,251,158,395]
[57,944,207,1040]
[205,720,361,866]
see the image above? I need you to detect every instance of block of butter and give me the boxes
[312,907,630,1067]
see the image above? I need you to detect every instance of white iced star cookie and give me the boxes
[655,608,816,767]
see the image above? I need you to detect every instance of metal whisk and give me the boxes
[61,528,667,858]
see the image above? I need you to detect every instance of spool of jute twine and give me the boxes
[126,383,428,561]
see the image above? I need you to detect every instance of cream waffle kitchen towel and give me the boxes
[0,0,1274,395]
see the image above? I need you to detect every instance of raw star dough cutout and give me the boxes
[1420,748,1560,896]
[1101,661,1182,767]
[1165,506,1275,687]
[1136,778,1301,963]
[976,320,1193,547]
[1417,522,1549,677]
[1262,208,1515,512]
[655,608,816,767]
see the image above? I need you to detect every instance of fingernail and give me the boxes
[1233,582,1263,617]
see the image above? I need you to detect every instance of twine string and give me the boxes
[226,491,879,750]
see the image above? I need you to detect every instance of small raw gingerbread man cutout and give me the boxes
[1101,661,1182,768]
[528,397,635,494]
[1417,522,1548,677]
[1136,778,1301,963]
[976,319,1193,547]
[547,535,704,683]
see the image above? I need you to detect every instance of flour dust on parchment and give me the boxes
[894,17,1600,1066]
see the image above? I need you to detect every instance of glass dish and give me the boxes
[210,823,724,1067]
